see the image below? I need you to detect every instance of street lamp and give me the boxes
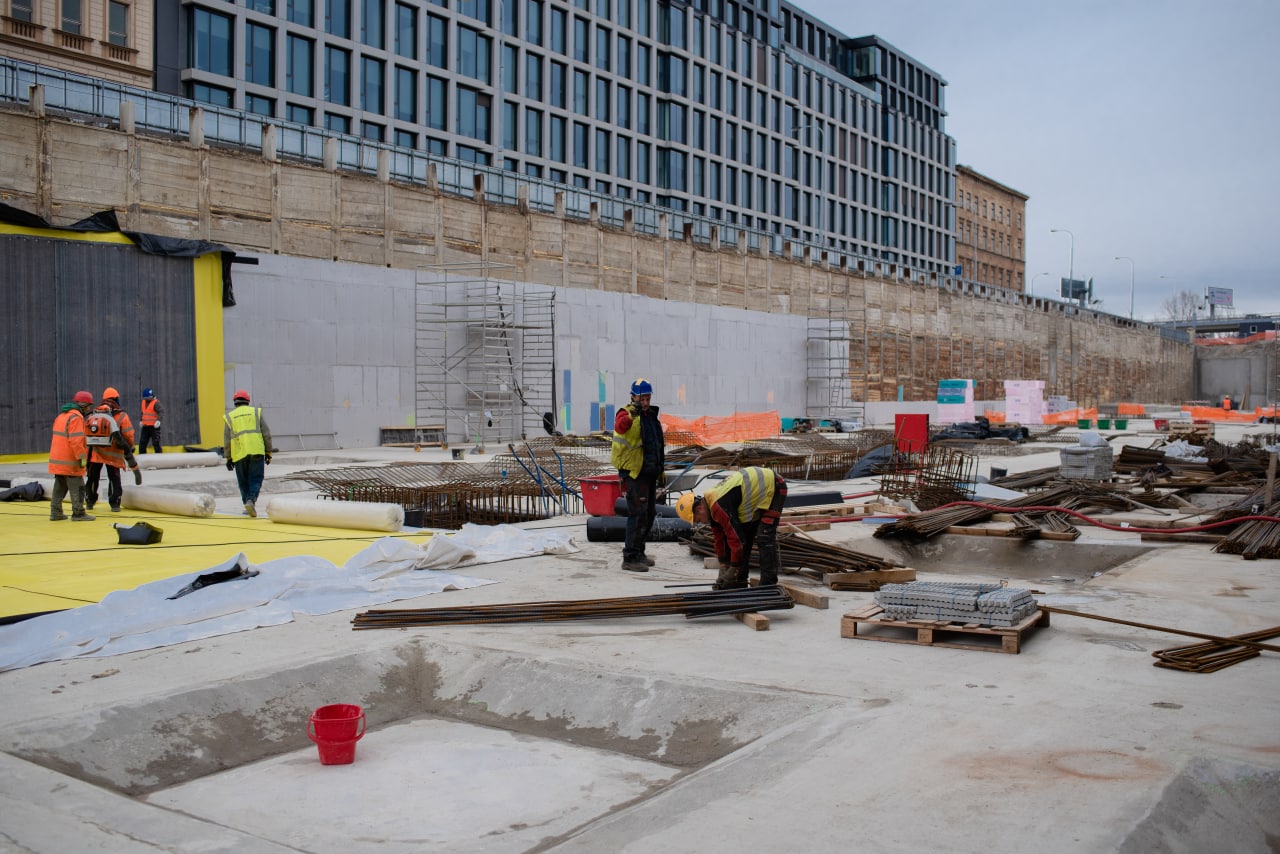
[1030,271,1049,297]
[1114,256,1134,319]
[1050,228,1074,302]
[790,123,826,249]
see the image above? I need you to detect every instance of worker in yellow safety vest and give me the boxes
[223,389,273,517]
[610,378,665,572]
[677,466,788,589]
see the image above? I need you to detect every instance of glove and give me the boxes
[133,468,142,486]
[154,420,161,429]
[225,459,234,471]
[265,456,272,465]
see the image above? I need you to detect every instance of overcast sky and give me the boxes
[799,0,1279,320]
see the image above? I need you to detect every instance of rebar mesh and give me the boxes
[878,445,978,510]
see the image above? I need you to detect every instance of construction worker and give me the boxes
[85,387,142,512]
[676,466,788,590]
[610,378,665,572]
[223,390,272,517]
[48,391,96,521]
[137,387,162,453]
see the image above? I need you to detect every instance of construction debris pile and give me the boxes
[351,586,794,628]
[875,582,1038,627]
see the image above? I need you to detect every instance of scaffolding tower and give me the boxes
[806,278,866,428]
[415,262,556,449]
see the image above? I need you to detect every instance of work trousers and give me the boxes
[620,471,658,562]
[85,460,123,510]
[50,474,87,517]
[233,454,266,504]
[138,425,162,453]
[725,479,788,587]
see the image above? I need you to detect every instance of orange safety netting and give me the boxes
[1185,406,1272,423]
[1196,330,1276,346]
[983,411,1007,423]
[659,410,782,445]
[1116,403,1146,416]
[1042,407,1098,426]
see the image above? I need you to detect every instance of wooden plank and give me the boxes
[734,612,770,630]
[839,606,1048,654]
[824,568,916,585]
[777,582,828,610]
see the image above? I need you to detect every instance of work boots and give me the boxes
[712,563,747,591]
[757,522,781,586]
[71,512,95,521]
[621,560,649,573]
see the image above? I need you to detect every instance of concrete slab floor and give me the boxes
[1,424,1278,853]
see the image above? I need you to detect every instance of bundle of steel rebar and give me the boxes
[874,484,1079,541]
[684,527,898,574]
[351,586,794,629]
[1212,497,1280,559]
[1153,625,1280,672]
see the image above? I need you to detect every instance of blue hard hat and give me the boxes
[142,388,154,399]
[630,378,653,396]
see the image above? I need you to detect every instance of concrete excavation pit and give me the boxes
[0,638,835,851]
[860,536,1157,583]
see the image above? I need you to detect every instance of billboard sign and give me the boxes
[1060,278,1088,300]
[1206,286,1233,307]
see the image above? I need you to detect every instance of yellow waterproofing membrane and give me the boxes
[0,224,226,461]
[0,502,433,620]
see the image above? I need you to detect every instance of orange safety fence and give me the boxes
[1043,407,1097,426]
[1186,406,1273,423]
[982,411,1007,423]
[659,410,782,445]
[1196,330,1276,346]
[1116,403,1146,416]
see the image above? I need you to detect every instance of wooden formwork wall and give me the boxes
[0,106,1192,405]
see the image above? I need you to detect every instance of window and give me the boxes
[525,107,543,156]
[573,121,588,167]
[636,140,649,182]
[361,0,383,48]
[502,44,518,93]
[573,18,588,63]
[500,0,517,34]
[502,102,517,149]
[394,3,415,58]
[362,57,383,112]
[549,61,566,108]
[395,129,416,148]
[60,0,82,33]
[526,0,543,44]
[458,26,491,83]
[287,35,313,95]
[324,112,350,133]
[616,35,630,76]
[425,75,446,129]
[573,69,587,113]
[246,94,275,115]
[11,0,33,22]
[595,78,609,121]
[550,7,566,54]
[326,0,348,38]
[456,0,490,24]
[395,66,415,121]
[595,25,610,71]
[325,46,350,105]
[615,134,629,178]
[616,85,630,129]
[427,14,446,67]
[107,1,129,47]
[287,103,313,124]
[190,9,232,76]
[246,24,275,87]
[456,87,491,141]
[525,53,542,99]
[191,82,232,106]
[247,0,274,13]
[549,115,566,161]
[287,0,312,26]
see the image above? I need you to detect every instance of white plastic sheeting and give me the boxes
[0,524,579,672]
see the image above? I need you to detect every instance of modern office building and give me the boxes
[954,164,1026,292]
[148,0,957,274]
[1,0,152,86]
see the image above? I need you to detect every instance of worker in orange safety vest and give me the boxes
[138,387,163,453]
[85,387,142,512]
[48,390,96,521]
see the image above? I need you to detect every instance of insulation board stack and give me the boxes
[1003,379,1046,425]
[1047,395,1072,414]
[936,378,975,424]
[875,581,1038,627]
[1059,445,1115,480]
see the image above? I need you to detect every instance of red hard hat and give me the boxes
[73,391,94,404]
[234,389,251,402]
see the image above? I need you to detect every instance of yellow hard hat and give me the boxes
[676,493,699,524]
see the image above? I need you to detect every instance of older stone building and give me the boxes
[1,0,151,87]
[955,165,1027,293]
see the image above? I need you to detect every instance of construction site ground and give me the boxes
[1,421,1277,853]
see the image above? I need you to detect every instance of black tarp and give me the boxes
[0,203,237,306]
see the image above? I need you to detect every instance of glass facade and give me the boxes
[165,0,956,271]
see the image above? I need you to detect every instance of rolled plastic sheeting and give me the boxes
[121,485,217,517]
[585,515,693,543]
[135,452,222,470]
[265,497,404,533]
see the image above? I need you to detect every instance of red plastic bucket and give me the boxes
[579,475,623,516]
[307,703,366,765]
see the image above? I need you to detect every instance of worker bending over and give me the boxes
[677,466,788,590]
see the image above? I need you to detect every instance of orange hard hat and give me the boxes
[102,387,119,400]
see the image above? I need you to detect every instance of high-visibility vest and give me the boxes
[225,405,266,461]
[610,405,644,477]
[48,409,88,475]
[705,467,778,523]
[85,407,118,446]
[141,398,159,426]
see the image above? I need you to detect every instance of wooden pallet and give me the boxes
[840,605,1049,653]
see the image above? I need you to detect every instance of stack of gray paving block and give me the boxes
[1059,445,1114,480]
[875,581,1038,627]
